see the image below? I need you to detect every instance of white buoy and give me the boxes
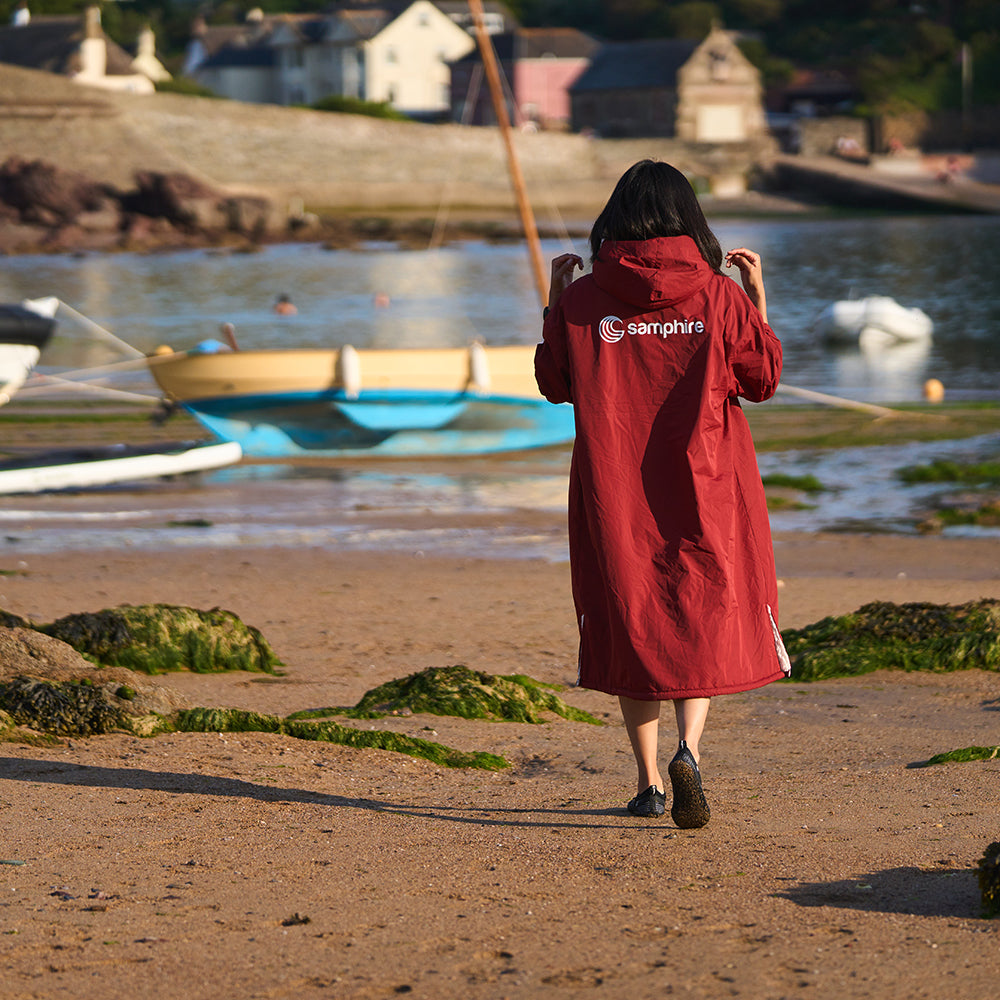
[339,344,361,399]
[468,341,491,395]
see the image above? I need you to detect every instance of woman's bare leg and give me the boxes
[669,697,712,828]
[672,697,711,761]
[619,696,663,793]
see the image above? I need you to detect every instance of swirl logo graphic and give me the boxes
[599,315,625,344]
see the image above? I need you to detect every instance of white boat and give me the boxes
[0,440,242,495]
[0,298,58,406]
[817,295,933,348]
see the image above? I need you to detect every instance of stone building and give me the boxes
[570,27,766,143]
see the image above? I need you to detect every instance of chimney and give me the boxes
[79,6,107,80]
[84,4,101,37]
[138,24,156,60]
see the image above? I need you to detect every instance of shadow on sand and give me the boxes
[0,757,661,832]
[774,867,984,919]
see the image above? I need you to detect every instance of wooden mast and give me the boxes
[466,0,548,308]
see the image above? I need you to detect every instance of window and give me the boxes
[386,47,397,64]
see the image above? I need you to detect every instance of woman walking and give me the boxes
[535,160,790,827]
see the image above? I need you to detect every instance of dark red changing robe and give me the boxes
[535,235,790,700]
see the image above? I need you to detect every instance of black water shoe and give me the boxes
[668,741,711,829]
[626,785,666,817]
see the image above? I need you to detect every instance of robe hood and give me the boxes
[592,236,715,310]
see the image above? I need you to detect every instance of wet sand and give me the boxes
[1,536,998,999]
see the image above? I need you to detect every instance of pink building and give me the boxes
[450,27,598,130]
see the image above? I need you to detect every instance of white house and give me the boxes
[0,5,169,95]
[268,2,475,116]
[186,13,282,104]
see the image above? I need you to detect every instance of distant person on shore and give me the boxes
[273,294,297,316]
[535,159,789,827]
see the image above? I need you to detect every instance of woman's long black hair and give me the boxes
[589,160,723,272]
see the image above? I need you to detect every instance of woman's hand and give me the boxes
[548,253,584,311]
[725,247,767,324]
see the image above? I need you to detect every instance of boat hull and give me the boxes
[182,389,575,457]
[149,345,575,457]
[0,441,242,494]
[818,296,933,345]
[0,303,57,405]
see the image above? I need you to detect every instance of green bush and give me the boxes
[309,95,408,120]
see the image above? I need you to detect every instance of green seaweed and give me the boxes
[916,745,1000,767]
[781,600,1000,681]
[174,706,508,770]
[761,472,827,493]
[925,501,1000,528]
[39,604,282,675]
[766,496,817,512]
[0,677,130,736]
[898,459,1000,484]
[0,705,60,746]
[979,842,1000,919]
[287,665,603,726]
[0,609,29,629]
[176,707,283,734]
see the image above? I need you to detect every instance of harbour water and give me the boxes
[1,214,999,557]
[3,214,999,401]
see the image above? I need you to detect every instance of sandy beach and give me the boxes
[1,530,998,999]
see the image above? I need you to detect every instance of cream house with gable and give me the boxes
[366,1,474,114]
[269,2,475,116]
[675,27,766,143]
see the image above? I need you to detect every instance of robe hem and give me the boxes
[578,669,786,701]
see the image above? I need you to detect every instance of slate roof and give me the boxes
[200,41,276,70]
[0,17,138,77]
[335,9,395,40]
[569,38,698,93]
[515,27,599,60]
[452,26,598,65]
[433,1,515,26]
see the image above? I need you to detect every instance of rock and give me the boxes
[0,156,111,225]
[222,195,279,237]
[0,676,130,736]
[0,625,189,730]
[0,626,94,678]
[979,842,1000,918]
[124,171,227,231]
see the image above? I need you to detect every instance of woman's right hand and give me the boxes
[548,253,583,311]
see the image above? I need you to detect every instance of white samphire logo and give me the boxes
[599,314,706,343]
[599,315,625,343]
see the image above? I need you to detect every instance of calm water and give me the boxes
[2,215,999,556]
[2,214,999,402]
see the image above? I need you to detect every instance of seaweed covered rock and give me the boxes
[0,676,130,736]
[343,664,602,724]
[39,604,282,675]
[781,600,1000,681]
[175,706,508,770]
[979,842,1000,918]
[0,609,29,629]
[918,745,1000,767]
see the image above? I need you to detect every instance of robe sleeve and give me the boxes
[534,305,573,404]
[725,286,783,403]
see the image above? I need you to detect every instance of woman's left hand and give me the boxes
[725,247,767,323]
